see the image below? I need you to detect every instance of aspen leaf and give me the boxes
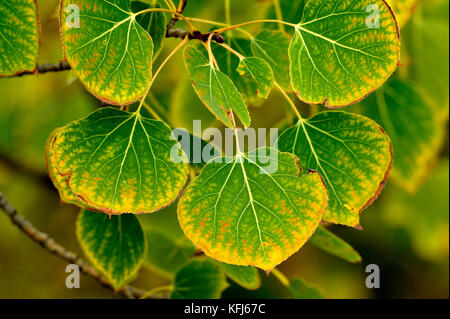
[289,0,400,107]
[60,0,154,104]
[171,258,228,299]
[178,148,328,271]
[278,112,392,227]
[0,0,40,76]
[46,107,188,215]
[77,209,146,290]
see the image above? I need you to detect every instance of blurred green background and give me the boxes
[0,0,448,298]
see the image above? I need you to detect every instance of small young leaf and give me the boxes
[46,107,188,215]
[277,112,392,227]
[144,229,196,279]
[132,0,168,59]
[217,262,261,290]
[178,148,328,271]
[212,39,267,106]
[251,30,292,92]
[183,46,251,127]
[60,0,154,105]
[357,79,445,193]
[171,258,229,299]
[237,57,274,99]
[386,0,418,28]
[290,0,400,107]
[0,0,40,76]
[77,209,146,290]
[310,226,362,263]
[289,278,324,299]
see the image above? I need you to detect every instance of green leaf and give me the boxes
[132,0,168,59]
[406,0,449,113]
[277,112,392,227]
[46,107,188,215]
[289,278,324,299]
[183,46,251,127]
[386,0,418,28]
[310,226,361,263]
[217,262,261,290]
[171,258,229,299]
[0,0,40,76]
[289,0,400,107]
[357,79,445,193]
[144,229,196,279]
[212,39,267,106]
[77,209,146,290]
[46,129,89,209]
[251,30,292,92]
[381,160,449,262]
[237,57,274,99]
[178,148,328,271]
[169,77,220,133]
[60,0,154,105]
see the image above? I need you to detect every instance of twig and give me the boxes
[166,0,188,32]
[4,26,223,78]
[0,192,160,299]
[5,61,72,77]
[167,28,225,43]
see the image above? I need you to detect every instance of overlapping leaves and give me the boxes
[132,0,169,59]
[251,30,292,92]
[183,46,251,127]
[357,79,444,193]
[45,0,401,290]
[211,39,274,106]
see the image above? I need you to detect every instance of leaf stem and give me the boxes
[134,8,195,31]
[214,19,297,34]
[143,101,163,121]
[136,37,189,114]
[273,0,285,33]
[164,0,177,11]
[176,0,187,13]
[140,285,174,299]
[204,34,221,71]
[271,268,290,287]
[218,42,244,60]
[274,82,304,121]
[225,0,231,26]
[205,35,240,132]
[185,17,227,27]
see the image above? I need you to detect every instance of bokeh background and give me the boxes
[0,0,448,298]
